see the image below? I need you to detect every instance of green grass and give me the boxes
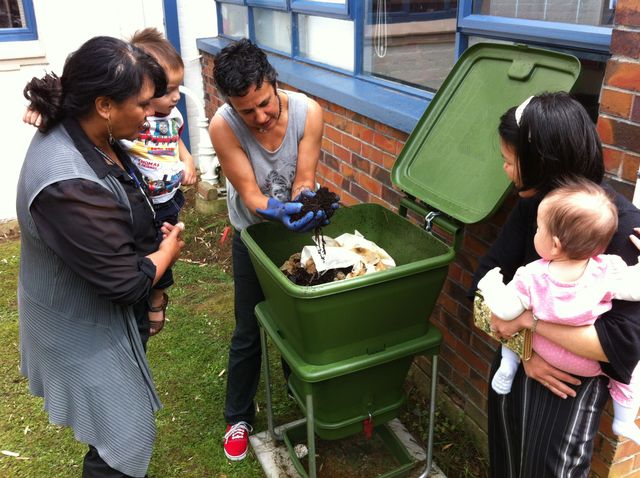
[0,203,488,477]
[0,235,295,477]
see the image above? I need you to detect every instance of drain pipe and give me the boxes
[179,84,222,186]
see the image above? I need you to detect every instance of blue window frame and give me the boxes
[455,0,613,59]
[291,0,350,19]
[0,0,38,42]
[214,0,614,96]
[248,0,288,11]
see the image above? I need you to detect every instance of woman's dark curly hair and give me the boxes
[498,92,604,195]
[213,38,277,99]
[23,36,166,133]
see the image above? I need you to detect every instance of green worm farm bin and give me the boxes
[242,43,581,439]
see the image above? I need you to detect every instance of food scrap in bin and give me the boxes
[280,230,396,286]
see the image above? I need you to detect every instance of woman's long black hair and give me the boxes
[498,92,604,195]
[23,36,166,133]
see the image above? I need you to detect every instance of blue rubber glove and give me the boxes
[293,189,326,232]
[256,197,314,232]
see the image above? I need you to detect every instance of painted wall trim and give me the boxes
[162,0,191,151]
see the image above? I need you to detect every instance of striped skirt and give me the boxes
[488,352,609,478]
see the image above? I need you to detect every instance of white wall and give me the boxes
[2,0,163,221]
[2,0,218,221]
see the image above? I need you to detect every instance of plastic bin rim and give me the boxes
[241,227,456,298]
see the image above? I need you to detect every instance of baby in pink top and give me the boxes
[479,179,640,444]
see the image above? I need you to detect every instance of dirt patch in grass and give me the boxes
[179,186,233,273]
[297,432,406,478]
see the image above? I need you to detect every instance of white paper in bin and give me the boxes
[300,230,396,274]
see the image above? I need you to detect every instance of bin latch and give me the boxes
[424,211,441,232]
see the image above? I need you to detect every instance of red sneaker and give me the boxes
[223,421,253,461]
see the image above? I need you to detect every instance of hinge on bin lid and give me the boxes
[424,211,441,232]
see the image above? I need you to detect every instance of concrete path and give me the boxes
[250,418,447,478]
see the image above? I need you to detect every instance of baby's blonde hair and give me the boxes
[540,178,618,260]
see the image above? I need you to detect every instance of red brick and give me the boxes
[342,134,362,154]
[611,118,640,151]
[339,191,358,206]
[615,0,640,28]
[356,172,382,196]
[373,133,396,154]
[340,162,355,179]
[382,153,397,170]
[591,453,610,478]
[324,125,342,143]
[328,103,347,115]
[381,185,402,206]
[349,182,369,202]
[622,152,640,182]
[615,435,640,460]
[333,144,350,162]
[321,137,334,155]
[610,457,634,476]
[611,29,640,59]
[597,116,615,145]
[621,469,640,478]
[371,164,392,187]
[352,123,375,144]
[323,110,348,130]
[632,95,640,123]
[603,146,624,173]
[351,154,371,173]
[374,121,409,142]
[600,88,633,118]
[368,194,392,209]
[361,144,385,166]
[605,60,640,92]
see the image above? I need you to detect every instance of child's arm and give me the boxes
[477,267,527,320]
[179,138,197,185]
[611,259,640,301]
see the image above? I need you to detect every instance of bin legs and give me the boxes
[260,325,438,478]
[417,355,438,478]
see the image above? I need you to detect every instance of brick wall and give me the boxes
[201,29,640,470]
[593,0,640,475]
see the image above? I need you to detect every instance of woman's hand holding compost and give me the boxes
[256,197,316,232]
[522,352,581,399]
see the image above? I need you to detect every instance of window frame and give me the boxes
[214,0,614,98]
[0,0,38,42]
[455,0,613,59]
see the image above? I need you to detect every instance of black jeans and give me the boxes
[83,446,147,478]
[224,232,265,425]
[153,189,185,290]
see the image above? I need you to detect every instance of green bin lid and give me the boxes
[392,43,581,224]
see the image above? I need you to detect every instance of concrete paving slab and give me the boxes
[250,418,447,478]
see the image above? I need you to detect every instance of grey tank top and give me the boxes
[218,90,308,230]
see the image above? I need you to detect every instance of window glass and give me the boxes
[363,0,458,91]
[472,0,616,27]
[0,0,26,28]
[298,14,354,71]
[220,3,249,38]
[254,8,292,54]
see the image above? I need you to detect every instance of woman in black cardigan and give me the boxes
[472,92,640,477]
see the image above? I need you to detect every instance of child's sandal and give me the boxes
[148,293,169,336]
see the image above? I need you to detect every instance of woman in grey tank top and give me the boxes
[209,39,338,461]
